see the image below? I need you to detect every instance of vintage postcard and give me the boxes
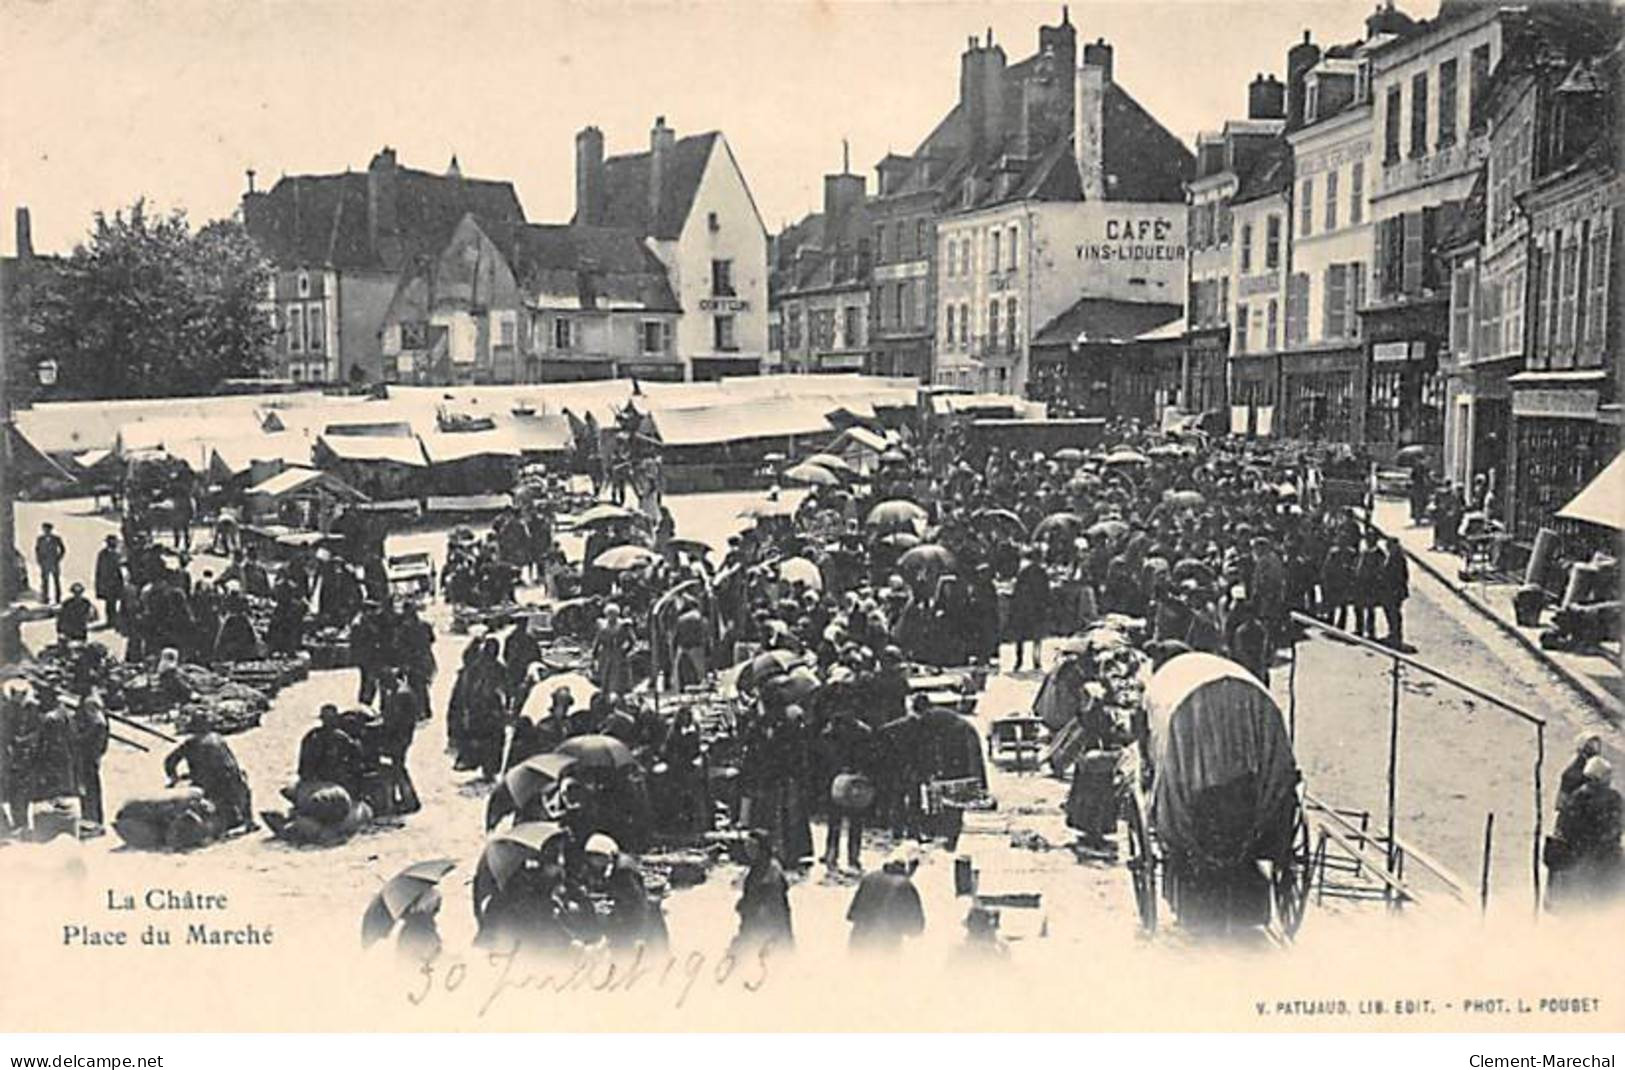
[0,0,1621,1036]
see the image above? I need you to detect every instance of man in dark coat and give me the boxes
[378,671,422,815]
[395,603,437,721]
[847,847,925,952]
[296,705,367,799]
[731,831,793,955]
[72,694,110,831]
[94,535,124,631]
[55,583,97,643]
[164,731,255,831]
[351,601,387,707]
[1353,537,1383,639]
[1378,536,1410,650]
[35,523,66,604]
[1010,551,1050,672]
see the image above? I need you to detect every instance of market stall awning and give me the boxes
[247,466,369,503]
[315,433,427,467]
[419,429,522,464]
[208,433,314,477]
[1556,451,1625,531]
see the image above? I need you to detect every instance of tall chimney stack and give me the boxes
[575,126,605,226]
[1075,54,1107,199]
[367,146,400,265]
[1287,30,1322,130]
[14,207,32,261]
[649,117,676,231]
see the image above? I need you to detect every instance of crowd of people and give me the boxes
[4,410,1620,966]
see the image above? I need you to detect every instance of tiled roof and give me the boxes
[484,221,680,312]
[1032,298,1183,347]
[595,132,719,240]
[1232,136,1291,205]
[245,160,525,272]
[1100,82,1195,203]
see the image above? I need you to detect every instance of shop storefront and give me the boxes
[1279,346,1363,444]
[690,356,762,382]
[1229,354,1279,437]
[1181,329,1229,418]
[1509,382,1618,550]
[1360,302,1447,458]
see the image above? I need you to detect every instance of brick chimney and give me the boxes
[1248,74,1286,120]
[367,146,401,265]
[649,117,676,230]
[1075,41,1110,199]
[575,126,605,226]
[14,207,32,261]
[822,145,866,250]
[960,32,1008,158]
[1287,31,1322,130]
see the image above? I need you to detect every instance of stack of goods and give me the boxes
[303,625,353,670]
[223,655,309,692]
[112,788,219,851]
[123,663,272,736]
[450,602,526,636]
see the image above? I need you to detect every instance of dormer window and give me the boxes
[297,270,310,297]
[1305,80,1320,125]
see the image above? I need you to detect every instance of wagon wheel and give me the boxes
[1272,803,1312,940]
[1121,786,1158,935]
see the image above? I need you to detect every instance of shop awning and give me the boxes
[1556,451,1625,531]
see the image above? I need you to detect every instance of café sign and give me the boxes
[1077,217,1185,263]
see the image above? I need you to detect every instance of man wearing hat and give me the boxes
[94,535,125,632]
[34,522,66,604]
[55,582,98,644]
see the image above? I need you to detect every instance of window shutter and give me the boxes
[1326,264,1347,339]
[1402,212,1424,295]
[1349,263,1365,339]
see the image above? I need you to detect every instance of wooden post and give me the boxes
[1533,723,1545,916]
[1385,657,1401,880]
[1287,634,1298,746]
[1480,811,1494,916]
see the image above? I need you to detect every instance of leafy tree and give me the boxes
[17,200,273,399]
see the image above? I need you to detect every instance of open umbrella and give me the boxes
[784,462,841,487]
[666,537,713,560]
[520,671,599,719]
[593,544,659,571]
[778,556,824,590]
[1053,447,1086,462]
[1086,518,1130,540]
[738,496,799,520]
[1104,449,1151,467]
[554,734,639,772]
[866,499,927,533]
[971,508,1026,539]
[480,822,568,890]
[1163,489,1206,509]
[896,543,957,577]
[1033,511,1086,541]
[1395,444,1430,465]
[361,858,457,947]
[730,648,806,693]
[762,664,822,703]
[880,449,909,464]
[575,503,645,528]
[878,530,922,551]
[495,752,579,817]
[801,452,856,477]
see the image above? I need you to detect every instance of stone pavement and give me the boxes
[1370,497,1622,724]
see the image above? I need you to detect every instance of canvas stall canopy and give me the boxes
[1143,652,1299,869]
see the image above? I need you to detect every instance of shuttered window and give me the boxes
[1402,211,1425,295]
[1326,263,1349,340]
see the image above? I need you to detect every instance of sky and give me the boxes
[0,0,1402,256]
